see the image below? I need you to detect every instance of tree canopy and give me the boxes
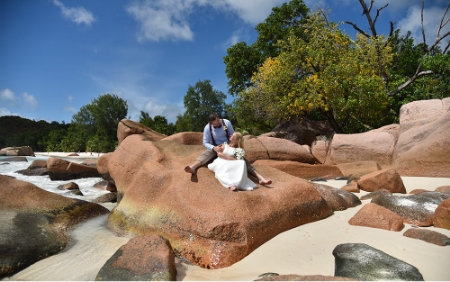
[239,12,394,133]
[176,80,227,132]
[44,93,128,153]
[223,0,309,96]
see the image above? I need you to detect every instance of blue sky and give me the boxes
[1,0,448,124]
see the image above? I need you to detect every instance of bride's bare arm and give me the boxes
[217,152,236,160]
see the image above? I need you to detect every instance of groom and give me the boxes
[184,113,272,185]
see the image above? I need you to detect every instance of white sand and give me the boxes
[178,177,450,281]
[6,168,450,281]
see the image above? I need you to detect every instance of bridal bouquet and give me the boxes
[234,148,245,160]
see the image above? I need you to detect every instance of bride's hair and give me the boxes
[235,132,244,149]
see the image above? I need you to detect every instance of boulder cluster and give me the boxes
[1,98,449,280]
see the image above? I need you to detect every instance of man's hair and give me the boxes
[208,113,219,122]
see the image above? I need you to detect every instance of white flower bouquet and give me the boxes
[234,148,245,160]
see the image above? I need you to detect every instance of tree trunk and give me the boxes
[325,111,344,133]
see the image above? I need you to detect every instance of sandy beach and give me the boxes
[4,153,450,281]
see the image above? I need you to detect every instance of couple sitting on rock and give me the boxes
[184,113,272,191]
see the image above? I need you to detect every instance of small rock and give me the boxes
[348,203,404,231]
[433,198,450,230]
[357,168,406,194]
[435,186,450,194]
[403,228,450,246]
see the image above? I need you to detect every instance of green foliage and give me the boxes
[0,116,68,151]
[61,93,128,152]
[242,13,394,133]
[387,30,450,120]
[177,80,227,132]
[223,0,309,96]
[138,111,176,135]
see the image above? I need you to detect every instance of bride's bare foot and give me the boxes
[230,185,237,191]
[259,178,272,185]
[184,166,195,174]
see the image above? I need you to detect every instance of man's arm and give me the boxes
[202,124,215,151]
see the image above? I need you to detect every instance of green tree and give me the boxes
[387,30,450,120]
[153,115,176,135]
[139,110,154,128]
[178,80,227,132]
[69,93,128,152]
[223,0,309,96]
[242,13,394,133]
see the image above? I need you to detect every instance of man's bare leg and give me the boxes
[184,160,202,174]
[249,170,272,185]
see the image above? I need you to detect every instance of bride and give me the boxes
[208,132,257,191]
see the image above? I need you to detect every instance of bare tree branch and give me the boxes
[358,0,378,37]
[421,0,427,53]
[436,3,450,40]
[373,4,388,26]
[345,21,370,38]
[429,30,450,52]
[367,0,374,14]
[444,41,450,54]
[388,69,434,96]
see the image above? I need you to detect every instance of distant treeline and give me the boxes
[0,116,69,152]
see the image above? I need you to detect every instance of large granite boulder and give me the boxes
[371,191,450,226]
[47,157,100,180]
[311,139,331,164]
[325,128,397,168]
[348,203,404,231]
[161,132,203,145]
[0,146,35,157]
[257,136,316,163]
[95,235,176,281]
[253,160,343,180]
[335,161,381,178]
[393,98,450,177]
[0,174,109,278]
[241,136,270,163]
[98,134,333,269]
[117,119,166,145]
[333,243,424,281]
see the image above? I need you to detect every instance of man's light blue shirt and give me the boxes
[202,119,234,150]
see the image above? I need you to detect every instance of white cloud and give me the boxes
[68,96,74,102]
[220,28,250,50]
[398,5,450,47]
[22,92,38,110]
[0,108,13,116]
[126,0,195,42]
[53,0,96,26]
[211,0,287,25]
[126,0,287,42]
[63,106,77,114]
[0,88,16,102]
[143,99,184,123]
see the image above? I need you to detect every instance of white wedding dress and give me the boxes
[208,143,257,191]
